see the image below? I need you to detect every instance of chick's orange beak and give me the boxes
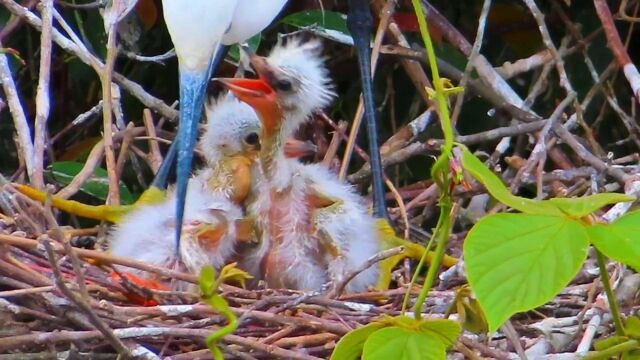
[217,77,281,136]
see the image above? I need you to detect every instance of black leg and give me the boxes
[347,0,389,220]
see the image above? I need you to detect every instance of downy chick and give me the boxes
[108,96,260,289]
[219,39,380,293]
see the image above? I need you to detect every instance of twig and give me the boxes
[118,48,176,65]
[55,126,148,199]
[523,0,575,95]
[50,101,103,144]
[594,0,640,102]
[32,0,54,189]
[0,40,35,182]
[450,0,492,125]
[41,239,134,358]
[552,124,630,184]
[0,233,199,283]
[142,109,162,173]
[0,0,178,120]
[329,247,404,298]
[101,14,121,205]
[56,139,105,199]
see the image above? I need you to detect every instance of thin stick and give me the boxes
[0,0,178,120]
[42,240,134,357]
[142,109,163,173]
[0,40,35,182]
[102,27,120,205]
[32,0,54,189]
[328,247,404,298]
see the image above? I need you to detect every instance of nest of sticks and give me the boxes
[0,184,622,360]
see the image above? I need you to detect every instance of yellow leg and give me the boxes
[13,184,167,223]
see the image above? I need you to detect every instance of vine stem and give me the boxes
[595,250,626,336]
[583,339,638,360]
[412,198,453,319]
[405,0,457,320]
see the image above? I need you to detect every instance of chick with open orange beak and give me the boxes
[218,39,380,293]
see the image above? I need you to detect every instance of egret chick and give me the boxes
[109,96,260,290]
[219,39,380,293]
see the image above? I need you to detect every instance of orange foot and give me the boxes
[110,271,169,306]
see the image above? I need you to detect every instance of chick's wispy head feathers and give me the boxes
[263,38,335,118]
[200,95,261,166]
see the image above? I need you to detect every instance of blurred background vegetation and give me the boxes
[0,0,638,228]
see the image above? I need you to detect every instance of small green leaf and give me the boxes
[594,335,629,351]
[280,10,353,45]
[548,193,634,218]
[588,211,640,272]
[217,262,253,288]
[362,327,446,360]
[46,161,134,204]
[459,147,563,216]
[464,214,589,332]
[228,34,261,62]
[331,322,385,360]
[199,266,216,297]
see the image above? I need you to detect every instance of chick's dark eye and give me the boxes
[274,79,292,91]
[244,132,259,145]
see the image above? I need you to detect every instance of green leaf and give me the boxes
[548,193,634,218]
[588,211,640,272]
[228,33,261,62]
[375,316,460,347]
[331,322,385,360]
[464,214,590,332]
[417,319,461,347]
[459,147,563,216]
[280,10,353,45]
[626,316,640,339]
[362,327,446,360]
[594,335,629,351]
[199,266,216,297]
[45,161,134,204]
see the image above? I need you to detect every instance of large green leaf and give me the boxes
[362,327,446,360]
[548,193,634,218]
[46,161,134,204]
[417,319,461,347]
[280,10,353,45]
[464,214,590,332]
[459,147,564,216]
[459,147,632,218]
[331,322,385,360]
[588,211,640,272]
